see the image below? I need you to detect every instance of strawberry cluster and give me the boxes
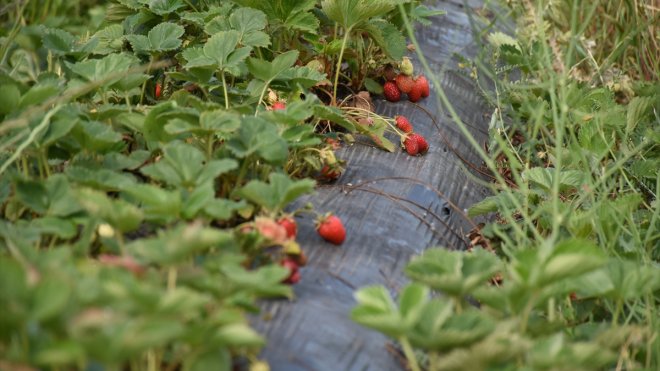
[382,57,431,103]
[394,115,429,156]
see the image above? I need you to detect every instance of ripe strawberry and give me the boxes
[403,135,419,156]
[395,115,413,133]
[317,215,346,245]
[416,75,430,97]
[395,74,415,94]
[383,81,401,102]
[277,216,297,239]
[272,101,286,111]
[412,133,429,154]
[320,165,341,181]
[155,83,162,99]
[281,258,300,284]
[408,84,423,102]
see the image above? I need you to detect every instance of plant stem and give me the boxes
[399,337,421,371]
[255,80,271,116]
[167,267,177,292]
[332,28,351,106]
[221,71,229,109]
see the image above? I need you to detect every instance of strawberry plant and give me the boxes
[0,0,436,369]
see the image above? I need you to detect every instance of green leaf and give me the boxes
[70,120,123,153]
[66,166,137,191]
[362,19,405,60]
[182,183,215,219]
[225,117,288,164]
[214,323,265,347]
[539,239,607,285]
[30,217,77,239]
[364,77,383,94]
[19,82,59,109]
[0,84,20,114]
[247,50,299,82]
[35,341,84,366]
[141,141,237,187]
[122,184,181,222]
[15,179,49,214]
[76,188,143,232]
[229,7,270,47]
[405,248,501,296]
[410,5,446,26]
[149,0,186,16]
[128,223,234,265]
[184,349,231,371]
[237,173,315,212]
[148,22,185,52]
[121,318,185,351]
[42,28,75,55]
[202,30,248,73]
[313,104,356,132]
[488,32,521,52]
[204,199,247,220]
[399,283,429,326]
[69,53,140,87]
[91,24,125,55]
[30,276,71,321]
[321,0,396,31]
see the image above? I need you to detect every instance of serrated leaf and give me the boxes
[488,32,521,52]
[229,7,270,47]
[321,0,396,30]
[237,172,315,212]
[42,28,75,55]
[247,50,299,82]
[148,22,185,51]
[149,0,186,16]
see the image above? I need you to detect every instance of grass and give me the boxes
[355,0,659,369]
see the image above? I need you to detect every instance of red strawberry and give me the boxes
[403,135,419,156]
[320,165,341,181]
[317,215,346,245]
[155,83,162,99]
[408,84,423,102]
[395,115,413,133]
[272,101,286,111]
[412,133,429,154]
[416,75,430,97]
[281,258,300,284]
[383,81,401,102]
[395,74,415,94]
[277,216,297,239]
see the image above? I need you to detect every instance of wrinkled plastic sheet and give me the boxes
[253,1,493,369]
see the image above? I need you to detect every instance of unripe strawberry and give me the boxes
[383,81,401,102]
[400,57,414,76]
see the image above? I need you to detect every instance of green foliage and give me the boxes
[0,0,432,369]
